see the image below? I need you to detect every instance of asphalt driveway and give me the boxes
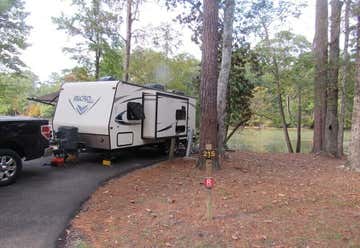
[0,148,165,248]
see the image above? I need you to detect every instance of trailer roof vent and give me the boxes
[144,83,165,91]
[170,90,185,95]
[98,76,117,81]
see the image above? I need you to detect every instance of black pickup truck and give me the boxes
[0,116,51,186]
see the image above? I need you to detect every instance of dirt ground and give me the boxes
[66,152,360,248]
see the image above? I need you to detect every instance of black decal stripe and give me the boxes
[116,121,140,126]
[114,95,129,103]
[143,93,156,96]
[121,97,142,103]
[157,125,173,133]
[115,110,127,121]
[115,111,141,126]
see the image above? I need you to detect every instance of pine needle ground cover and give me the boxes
[64,152,360,248]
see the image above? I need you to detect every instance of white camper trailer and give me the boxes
[52,81,196,151]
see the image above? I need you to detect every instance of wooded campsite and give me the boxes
[2,0,360,162]
[2,0,360,246]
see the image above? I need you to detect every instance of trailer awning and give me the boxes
[28,91,59,106]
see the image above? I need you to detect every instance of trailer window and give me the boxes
[127,102,144,120]
[176,106,186,120]
[176,125,186,133]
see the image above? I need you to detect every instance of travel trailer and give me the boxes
[52,81,196,152]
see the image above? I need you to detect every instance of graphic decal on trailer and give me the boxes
[114,110,140,126]
[68,96,101,115]
[157,124,173,133]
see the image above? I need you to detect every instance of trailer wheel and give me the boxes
[176,139,187,156]
[158,141,171,155]
[0,149,22,186]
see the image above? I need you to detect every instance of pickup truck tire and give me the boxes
[0,149,22,186]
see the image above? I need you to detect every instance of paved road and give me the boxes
[0,148,165,248]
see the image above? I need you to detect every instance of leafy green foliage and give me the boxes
[239,0,306,31]
[0,0,356,136]
[0,71,36,114]
[127,48,200,94]
[163,0,204,44]
[0,0,31,72]
[138,22,183,57]
[0,67,92,117]
[99,44,123,79]
[227,44,259,128]
[62,66,93,82]
[52,0,122,77]
[252,31,314,127]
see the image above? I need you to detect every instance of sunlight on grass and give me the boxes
[227,127,350,154]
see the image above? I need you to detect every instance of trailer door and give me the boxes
[155,92,188,139]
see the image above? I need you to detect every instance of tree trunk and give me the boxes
[348,13,360,171]
[262,22,293,153]
[276,74,294,153]
[313,0,328,153]
[338,0,351,156]
[123,0,132,82]
[223,76,231,148]
[217,0,235,158]
[287,95,295,125]
[93,0,100,80]
[95,48,100,80]
[296,89,302,153]
[225,120,246,144]
[287,95,291,118]
[198,0,219,169]
[325,0,343,157]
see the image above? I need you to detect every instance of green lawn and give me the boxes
[227,127,350,154]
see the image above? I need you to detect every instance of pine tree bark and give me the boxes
[123,0,132,82]
[349,13,360,171]
[198,0,219,169]
[338,0,351,156]
[325,0,343,156]
[313,0,328,153]
[217,0,235,157]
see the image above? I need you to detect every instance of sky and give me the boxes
[21,0,315,82]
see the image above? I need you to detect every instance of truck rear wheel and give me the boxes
[0,149,22,186]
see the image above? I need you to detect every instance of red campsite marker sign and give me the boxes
[204,177,215,189]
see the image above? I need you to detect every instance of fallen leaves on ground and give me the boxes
[67,152,360,248]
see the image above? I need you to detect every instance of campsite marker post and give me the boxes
[169,137,176,160]
[203,144,216,221]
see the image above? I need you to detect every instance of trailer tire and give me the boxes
[0,149,22,186]
[176,139,187,156]
[158,141,171,155]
